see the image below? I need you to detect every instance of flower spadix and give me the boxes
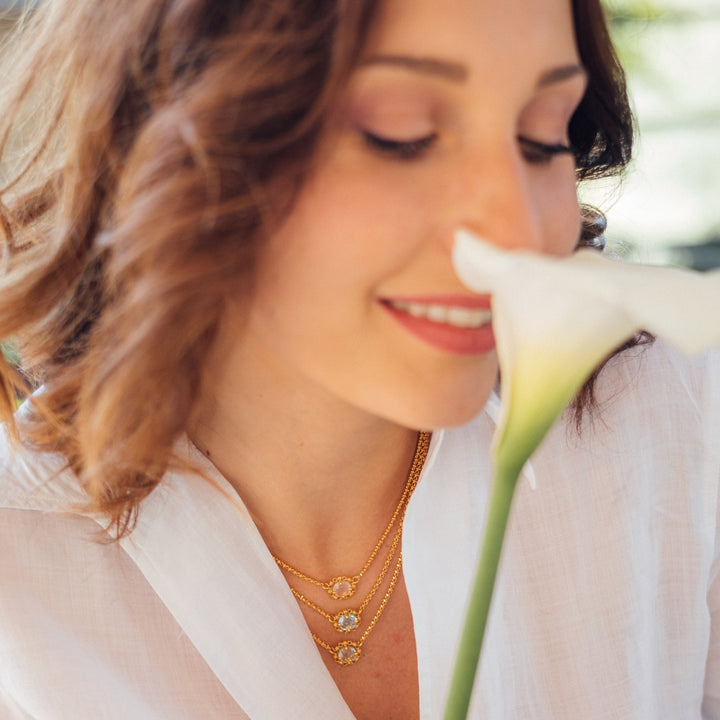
[453,228,720,478]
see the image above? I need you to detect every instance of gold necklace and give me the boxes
[272,431,431,601]
[312,550,404,666]
[289,518,403,633]
[273,431,431,666]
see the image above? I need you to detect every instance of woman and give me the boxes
[0,0,717,717]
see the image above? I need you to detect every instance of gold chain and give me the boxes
[289,517,403,633]
[272,431,430,601]
[311,550,404,666]
[275,431,431,666]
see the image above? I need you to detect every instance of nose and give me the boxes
[450,140,545,253]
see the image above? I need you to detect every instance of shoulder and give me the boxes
[0,409,106,558]
[0,407,100,577]
[587,338,720,436]
[0,407,86,514]
[538,339,720,517]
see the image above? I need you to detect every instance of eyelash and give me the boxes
[517,136,575,165]
[362,131,437,160]
[362,131,575,164]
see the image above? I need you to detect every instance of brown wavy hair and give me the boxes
[0,0,639,535]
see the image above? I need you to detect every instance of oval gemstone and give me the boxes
[336,645,359,664]
[337,611,359,632]
[331,579,353,599]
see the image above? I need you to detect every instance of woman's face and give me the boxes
[231,0,586,429]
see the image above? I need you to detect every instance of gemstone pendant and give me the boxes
[334,641,361,665]
[329,577,355,600]
[335,610,360,632]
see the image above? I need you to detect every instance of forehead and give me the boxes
[362,0,579,78]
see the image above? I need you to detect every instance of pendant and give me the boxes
[334,610,360,633]
[328,576,357,600]
[333,641,361,666]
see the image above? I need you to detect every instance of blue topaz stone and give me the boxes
[336,611,359,632]
[335,643,360,665]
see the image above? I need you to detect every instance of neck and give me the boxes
[189,337,422,579]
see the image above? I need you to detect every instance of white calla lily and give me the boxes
[443,228,720,720]
[453,228,720,477]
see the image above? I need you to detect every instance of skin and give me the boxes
[191,0,586,716]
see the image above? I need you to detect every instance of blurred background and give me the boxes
[593,0,720,269]
[0,0,718,267]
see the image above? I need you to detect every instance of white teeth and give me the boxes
[389,301,491,328]
[427,304,448,322]
[402,302,428,319]
[447,306,489,327]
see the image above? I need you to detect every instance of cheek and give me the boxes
[274,162,432,285]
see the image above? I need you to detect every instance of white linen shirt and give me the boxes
[1,340,719,719]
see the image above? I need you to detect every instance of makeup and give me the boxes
[380,295,495,355]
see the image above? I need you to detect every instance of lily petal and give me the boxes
[452,228,720,474]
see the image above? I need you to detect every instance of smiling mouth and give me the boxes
[383,300,492,329]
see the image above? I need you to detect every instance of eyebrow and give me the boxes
[537,64,587,87]
[359,55,468,82]
[359,55,587,88]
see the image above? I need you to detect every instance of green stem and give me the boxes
[443,463,521,720]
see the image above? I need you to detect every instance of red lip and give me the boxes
[379,297,495,356]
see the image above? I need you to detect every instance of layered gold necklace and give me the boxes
[273,431,431,666]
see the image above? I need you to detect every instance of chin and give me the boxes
[383,383,495,431]
[414,404,487,431]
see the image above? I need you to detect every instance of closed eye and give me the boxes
[363,131,437,160]
[518,136,575,165]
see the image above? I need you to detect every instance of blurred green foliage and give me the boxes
[604,0,666,24]
[604,0,667,72]
[603,0,704,73]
